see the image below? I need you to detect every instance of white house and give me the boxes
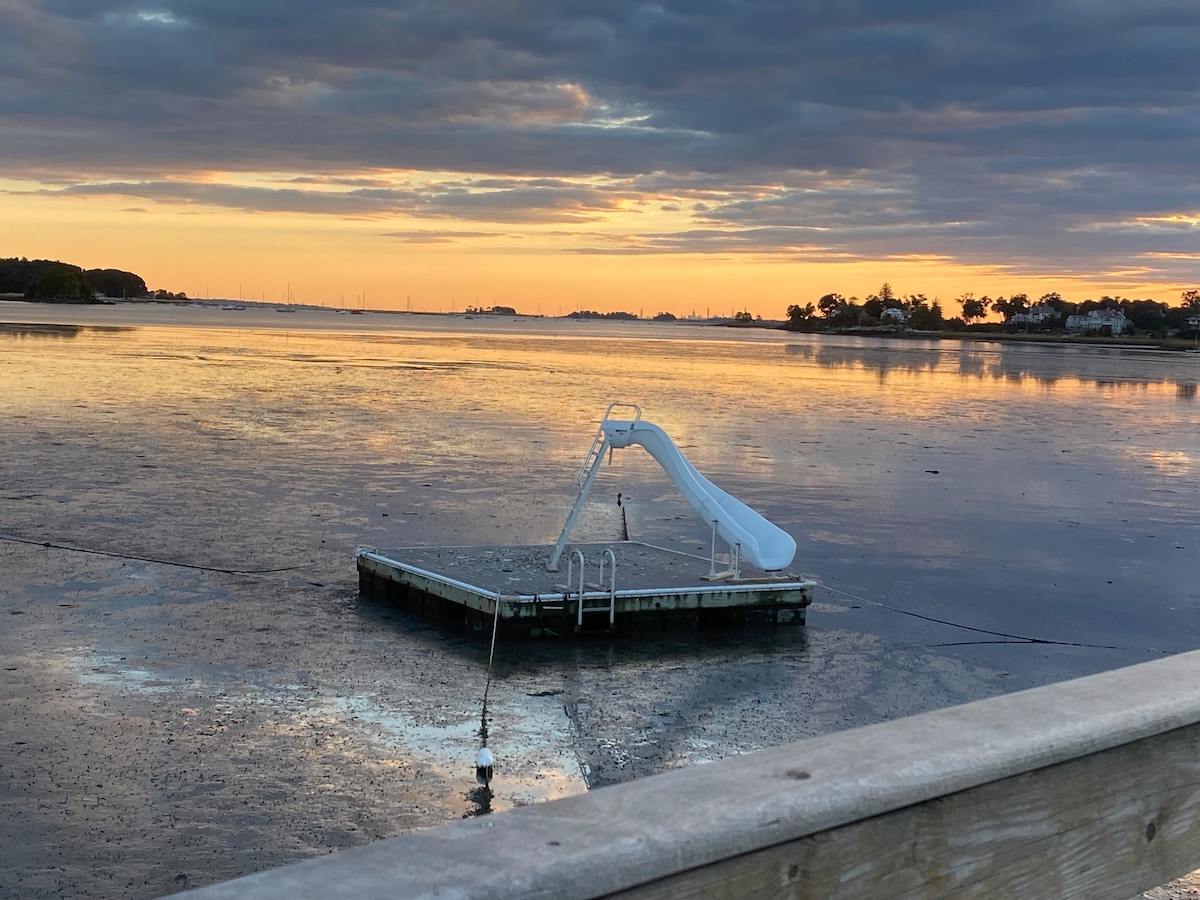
[1011,303,1056,325]
[880,307,911,323]
[1065,309,1129,335]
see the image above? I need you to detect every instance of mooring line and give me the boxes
[473,594,503,789]
[0,533,312,576]
[479,593,502,745]
[817,582,1157,653]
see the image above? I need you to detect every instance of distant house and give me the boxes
[1011,303,1056,326]
[1187,314,1200,332]
[1065,309,1129,335]
[880,307,911,324]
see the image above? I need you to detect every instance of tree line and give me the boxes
[0,257,149,302]
[785,284,1200,336]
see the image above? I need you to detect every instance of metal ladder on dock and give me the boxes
[560,548,617,631]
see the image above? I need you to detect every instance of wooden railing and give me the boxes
[177,649,1200,899]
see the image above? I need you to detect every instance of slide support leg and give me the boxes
[548,437,610,571]
[710,520,719,575]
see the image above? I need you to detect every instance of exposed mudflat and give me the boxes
[2,305,1197,898]
[5,456,1189,899]
[0,439,1011,897]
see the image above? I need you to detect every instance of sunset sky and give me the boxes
[2,1,1199,317]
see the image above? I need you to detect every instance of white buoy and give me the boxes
[475,746,495,787]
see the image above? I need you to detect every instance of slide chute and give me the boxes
[549,404,796,573]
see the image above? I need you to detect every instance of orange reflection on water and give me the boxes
[2,309,1196,498]
[1123,448,1198,479]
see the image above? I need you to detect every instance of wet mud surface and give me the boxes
[2,307,1197,897]
[0,440,1009,897]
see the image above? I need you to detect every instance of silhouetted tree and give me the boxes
[908,296,944,330]
[817,293,844,319]
[85,268,147,298]
[29,264,96,301]
[786,303,816,327]
[958,294,988,324]
[992,293,1029,320]
[1120,299,1168,335]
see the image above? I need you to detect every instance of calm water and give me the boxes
[2,300,1199,893]
[4,302,1196,673]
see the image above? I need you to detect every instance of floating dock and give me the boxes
[356,541,815,637]
[357,402,815,637]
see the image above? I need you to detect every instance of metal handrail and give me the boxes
[575,403,638,486]
[564,548,585,597]
[571,549,587,627]
[601,548,617,626]
[601,400,641,422]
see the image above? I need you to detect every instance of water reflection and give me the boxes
[0,322,135,339]
[464,786,494,817]
[5,309,1198,660]
[782,337,1195,395]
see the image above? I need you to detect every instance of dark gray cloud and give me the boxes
[3,0,1199,285]
[30,174,631,222]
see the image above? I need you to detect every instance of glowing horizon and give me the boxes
[4,175,1196,319]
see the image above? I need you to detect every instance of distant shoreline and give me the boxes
[3,295,1197,354]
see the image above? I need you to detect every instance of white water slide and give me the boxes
[548,404,797,573]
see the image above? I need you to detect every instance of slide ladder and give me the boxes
[575,407,623,486]
[548,403,639,571]
[547,403,796,573]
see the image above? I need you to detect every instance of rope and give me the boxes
[818,582,1166,653]
[0,533,312,576]
[478,594,502,748]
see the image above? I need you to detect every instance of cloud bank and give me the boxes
[2,0,1198,285]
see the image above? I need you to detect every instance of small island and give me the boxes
[0,257,163,303]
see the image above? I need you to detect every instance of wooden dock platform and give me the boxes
[356,541,815,637]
